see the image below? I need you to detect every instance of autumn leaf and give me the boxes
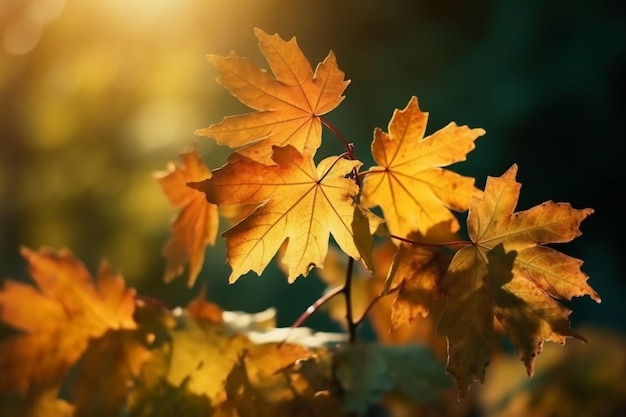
[384,244,451,331]
[155,145,217,286]
[186,286,223,324]
[225,343,343,417]
[190,145,383,283]
[0,247,136,394]
[361,96,485,237]
[70,330,151,417]
[196,28,350,165]
[437,164,600,395]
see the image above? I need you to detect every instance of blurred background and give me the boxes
[1,0,625,382]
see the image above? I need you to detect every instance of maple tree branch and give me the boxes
[353,284,402,328]
[390,234,472,248]
[278,284,345,347]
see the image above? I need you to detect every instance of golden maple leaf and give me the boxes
[0,247,136,394]
[361,96,485,237]
[196,28,350,165]
[190,145,382,283]
[155,145,217,286]
[436,164,601,395]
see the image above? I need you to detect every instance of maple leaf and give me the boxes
[437,164,600,395]
[384,244,450,331]
[195,28,350,165]
[70,330,151,417]
[361,96,485,237]
[0,247,136,394]
[191,145,381,283]
[155,146,217,286]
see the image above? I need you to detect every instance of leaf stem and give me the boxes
[321,117,362,187]
[356,169,381,177]
[318,151,351,183]
[390,234,472,248]
[321,117,354,159]
[353,284,402,328]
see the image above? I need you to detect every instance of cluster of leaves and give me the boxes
[0,28,602,416]
[0,247,453,417]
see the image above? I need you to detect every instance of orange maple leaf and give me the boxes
[436,164,601,395]
[195,28,350,165]
[0,247,136,393]
[361,96,485,237]
[155,146,217,286]
[190,145,382,283]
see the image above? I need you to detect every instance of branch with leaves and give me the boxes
[0,28,601,417]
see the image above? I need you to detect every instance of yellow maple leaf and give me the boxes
[437,164,601,395]
[196,28,350,165]
[0,247,136,394]
[155,145,218,286]
[361,96,485,237]
[190,145,382,283]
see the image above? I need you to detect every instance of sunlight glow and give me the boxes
[3,0,66,55]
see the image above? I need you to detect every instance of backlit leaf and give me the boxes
[0,247,136,395]
[437,164,600,395]
[155,145,218,286]
[196,28,349,165]
[190,145,382,283]
[361,96,484,237]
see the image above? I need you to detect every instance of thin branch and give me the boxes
[354,284,402,328]
[390,234,472,248]
[279,284,344,347]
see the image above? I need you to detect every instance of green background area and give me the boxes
[1,0,624,340]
